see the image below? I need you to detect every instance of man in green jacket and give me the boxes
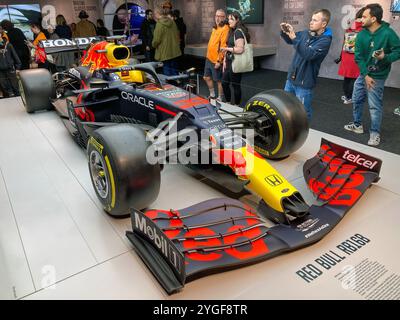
[152,6,181,76]
[344,3,400,146]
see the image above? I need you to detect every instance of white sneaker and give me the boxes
[394,107,400,116]
[368,133,380,146]
[343,98,352,104]
[344,122,364,134]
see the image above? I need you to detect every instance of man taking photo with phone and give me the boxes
[344,3,400,146]
[280,9,332,120]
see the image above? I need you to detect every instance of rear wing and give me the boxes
[40,37,101,54]
[40,36,142,55]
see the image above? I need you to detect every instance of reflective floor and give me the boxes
[0,97,399,300]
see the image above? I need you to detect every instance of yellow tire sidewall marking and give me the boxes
[104,155,116,209]
[88,136,104,155]
[271,120,283,155]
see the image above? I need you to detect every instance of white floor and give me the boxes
[0,97,399,300]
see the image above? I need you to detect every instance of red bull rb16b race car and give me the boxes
[18,37,382,294]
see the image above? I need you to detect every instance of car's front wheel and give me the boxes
[87,124,161,217]
[244,89,309,159]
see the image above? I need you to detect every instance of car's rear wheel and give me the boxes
[18,69,55,113]
[244,89,309,159]
[87,124,161,217]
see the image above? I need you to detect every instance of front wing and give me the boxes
[126,139,382,294]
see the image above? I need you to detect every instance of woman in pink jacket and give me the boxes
[337,8,364,104]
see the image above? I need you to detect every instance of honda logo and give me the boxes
[265,174,283,187]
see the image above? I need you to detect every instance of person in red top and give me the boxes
[337,8,364,104]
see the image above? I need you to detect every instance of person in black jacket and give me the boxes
[96,19,110,37]
[0,37,21,97]
[172,10,186,55]
[140,9,156,62]
[0,20,30,70]
[55,15,72,39]
[220,12,250,106]
[113,7,130,36]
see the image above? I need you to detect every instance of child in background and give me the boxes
[337,8,364,105]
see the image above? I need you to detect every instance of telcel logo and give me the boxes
[121,91,155,110]
[343,150,378,169]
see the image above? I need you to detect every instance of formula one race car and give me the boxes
[18,37,382,295]
[18,36,310,219]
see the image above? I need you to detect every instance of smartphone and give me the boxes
[373,49,383,57]
[282,24,291,33]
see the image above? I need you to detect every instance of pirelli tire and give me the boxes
[18,68,55,113]
[245,89,309,159]
[87,124,161,217]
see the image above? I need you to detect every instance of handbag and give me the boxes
[231,29,254,73]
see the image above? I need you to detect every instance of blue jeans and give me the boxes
[352,75,385,134]
[162,58,178,76]
[284,80,314,119]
